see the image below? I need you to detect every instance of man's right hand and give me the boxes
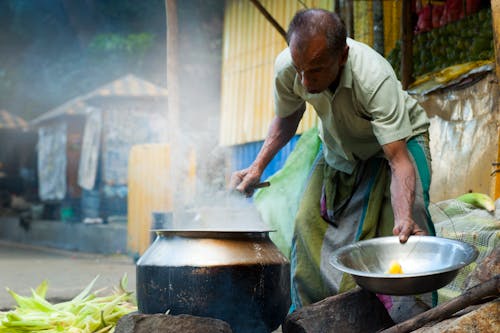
[229,112,303,197]
[229,166,263,197]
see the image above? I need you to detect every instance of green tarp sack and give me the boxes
[254,127,321,258]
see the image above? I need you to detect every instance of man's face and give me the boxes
[290,35,348,94]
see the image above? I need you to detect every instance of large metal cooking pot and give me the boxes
[136,225,291,333]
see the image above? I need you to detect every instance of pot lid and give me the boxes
[152,227,275,233]
[151,204,272,233]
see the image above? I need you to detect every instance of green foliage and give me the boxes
[0,0,223,120]
[89,33,155,56]
[386,8,494,79]
[386,40,401,78]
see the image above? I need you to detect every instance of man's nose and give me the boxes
[301,72,313,88]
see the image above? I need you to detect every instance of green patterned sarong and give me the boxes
[290,134,435,314]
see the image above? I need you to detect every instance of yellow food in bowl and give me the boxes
[386,260,403,274]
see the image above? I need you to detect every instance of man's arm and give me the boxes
[230,108,304,196]
[382,139,426,243]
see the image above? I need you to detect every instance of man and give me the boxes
[230,9,435,312]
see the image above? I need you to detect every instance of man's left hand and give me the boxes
[393,218,427,243]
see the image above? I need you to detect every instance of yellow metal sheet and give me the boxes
[493,0,500,80]
[354,0,401,55]
[493,0,500,198]
[494,127,500,199]
[383,0,401,56]
[353,1,373,46]
[220,0,332,146]
[127,144,198,255]
[127,144,173,255]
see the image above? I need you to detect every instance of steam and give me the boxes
[164,142,270,232]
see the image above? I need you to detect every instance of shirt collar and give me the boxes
[324,44,352,101]
[338,49,352,90]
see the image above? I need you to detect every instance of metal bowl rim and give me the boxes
[330,236,479,279]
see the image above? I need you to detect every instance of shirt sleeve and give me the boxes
[273,50,306,118]
[365,76,413,145]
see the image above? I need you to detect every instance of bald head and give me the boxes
[287,9,347,58]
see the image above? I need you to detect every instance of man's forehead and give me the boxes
[290,33,327,49]
[290,36,330,64]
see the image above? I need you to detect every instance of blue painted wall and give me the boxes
[229,135,301,181]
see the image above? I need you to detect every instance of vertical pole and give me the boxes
[493,131,500,199]
[346,0,354,38]
[338,0,354,38]
[373,0,384,55]
[335,1,353,38]
[491,0,500,198]
[401,0,413,89]
[492,0,500,81]
[165,0,180,211]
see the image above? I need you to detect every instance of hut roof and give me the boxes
[31,74,168,125]
[0,110,28,130]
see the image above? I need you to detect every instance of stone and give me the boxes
[282,288,394,333]
[411,300,500,332]
[115,313,233,333]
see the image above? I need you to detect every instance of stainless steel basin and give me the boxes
[330,236,478,295]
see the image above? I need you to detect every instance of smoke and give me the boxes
[2,1,268,229]
[144,0,270,231]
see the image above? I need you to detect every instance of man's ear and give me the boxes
[340,45,349,66]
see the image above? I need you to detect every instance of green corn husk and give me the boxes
[0,275,136,333]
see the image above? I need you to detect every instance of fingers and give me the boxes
[236,178,256,197]
[392,225,401,237]
[393,224,410,243]
[229,171,244,189]
[398,225,411,244]
[393,220,428,243]
[413,225,427,236]
[229,169,260,197]
[240,186,255,198]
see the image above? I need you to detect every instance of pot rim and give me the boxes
[152,229,276,239]
[152,228,275,232]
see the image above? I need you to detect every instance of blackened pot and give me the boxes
[136,229,291,333]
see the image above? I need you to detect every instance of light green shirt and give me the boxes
[274,38,429,174]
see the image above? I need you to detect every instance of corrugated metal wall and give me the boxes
[219,0,333,146]
[128,144,173,256]
[127,144,198,255]
[353,1,374,46]
[354,0,401,56]
[383,0,401,56]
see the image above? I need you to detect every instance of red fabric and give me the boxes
[432,4,445,28]
[440,0,465,26]
[416,4,433,33]
[415,0,482,33]
[466,0,481,15]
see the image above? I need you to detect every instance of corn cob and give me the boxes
[456,192,495,212]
